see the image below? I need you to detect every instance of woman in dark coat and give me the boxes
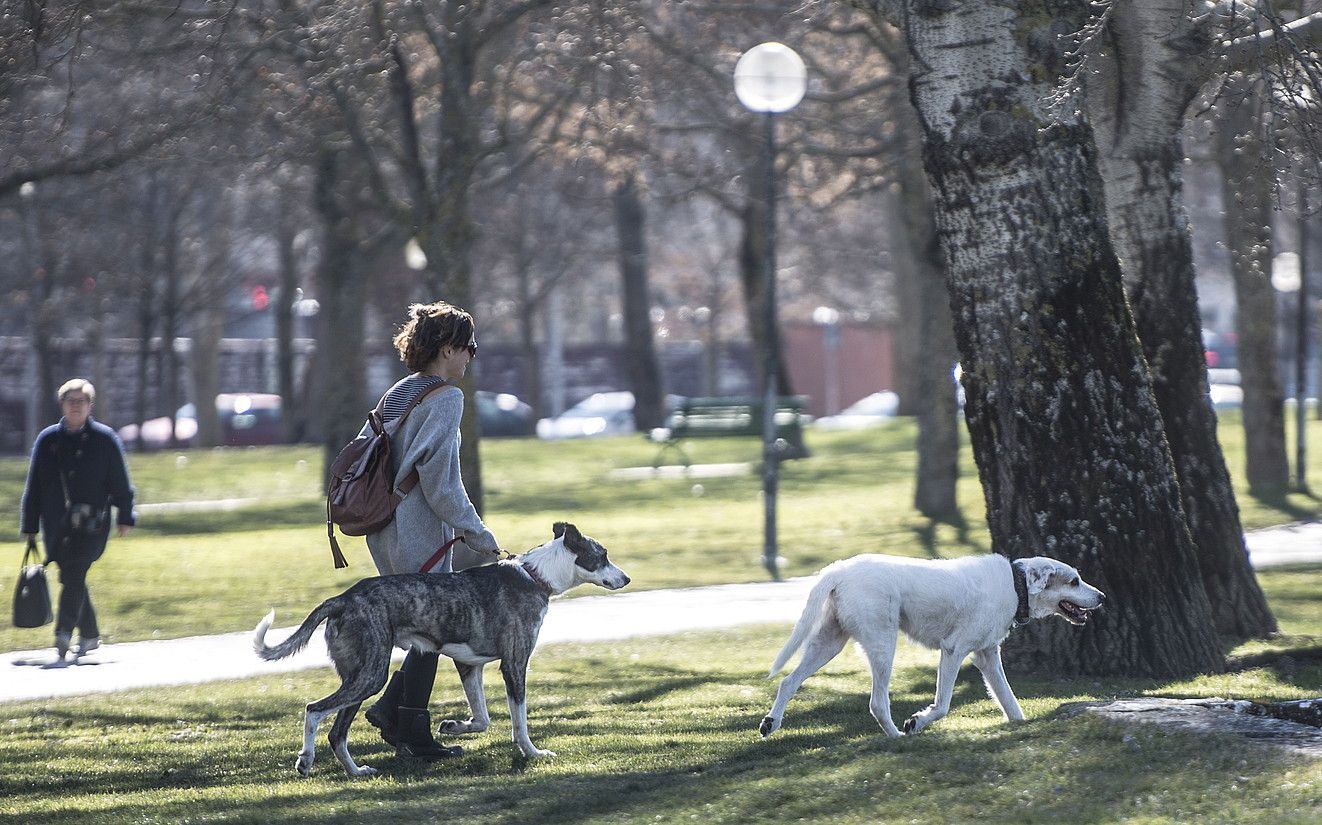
[20,379,136,660]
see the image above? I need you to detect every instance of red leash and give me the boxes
[419,536,464,573]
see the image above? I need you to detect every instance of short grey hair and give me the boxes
[57,378,96,404]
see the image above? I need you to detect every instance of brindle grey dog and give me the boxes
[253,522,629,777]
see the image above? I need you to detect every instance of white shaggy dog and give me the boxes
[760,554,1105,738]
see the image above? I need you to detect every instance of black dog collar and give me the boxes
[1010,560,1032,627]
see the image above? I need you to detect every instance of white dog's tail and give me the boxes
[768,576,836,677]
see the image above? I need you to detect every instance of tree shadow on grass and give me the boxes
[910,511,985,559]
[1246,484,1319,521]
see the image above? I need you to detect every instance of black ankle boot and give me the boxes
[365,670,407,746]
[395,707,463,760]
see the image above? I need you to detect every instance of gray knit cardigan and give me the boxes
[363,381,498,575]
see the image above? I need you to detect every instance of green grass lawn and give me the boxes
[0,418,1318,823]
[0,413,1319,652]
[0,564,1317,824]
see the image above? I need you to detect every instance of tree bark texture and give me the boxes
[902,0,1223,676]
[1089,2,1276,639]
[1217,76,1290,493]
[421,1,484,515]
[614,174,666,431]
[314,151,367,485]
[890,102,959,519]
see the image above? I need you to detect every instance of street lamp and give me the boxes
[734,42,806,580]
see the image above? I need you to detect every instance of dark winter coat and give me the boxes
[20,417,136,563]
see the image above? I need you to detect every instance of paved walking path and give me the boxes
[3,521,1318,704]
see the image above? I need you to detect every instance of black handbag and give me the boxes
[13,536,53,628]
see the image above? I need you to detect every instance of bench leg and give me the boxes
[653,439,691,469]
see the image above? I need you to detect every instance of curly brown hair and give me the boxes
[392,302,475,373]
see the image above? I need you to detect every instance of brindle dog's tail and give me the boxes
[252,599,342,661]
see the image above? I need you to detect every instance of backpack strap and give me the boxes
[389,378,457,497]
[326,378,456,570]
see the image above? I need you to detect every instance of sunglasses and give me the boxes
[464,341,478,358]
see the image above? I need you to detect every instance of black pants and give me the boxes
[53,544,101,639]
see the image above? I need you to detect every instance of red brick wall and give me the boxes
[782,321,895,418]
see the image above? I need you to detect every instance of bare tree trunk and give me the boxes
[422,2,483,515]
[314,150,367,483]
[22,189,59,425]
[1218,76,1290,493]
[161,206,182,447]
[514,246,544,419]
[738,157,793,397]
[614,173,665,430]
[889,102,959,519]
[899,0,1223,676]
[275,207,300,443]
[192,305,224,448]
[1089,3,1276,639]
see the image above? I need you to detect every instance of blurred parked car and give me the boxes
[536,391,638,440]
[1203,329,1238,369]
[1207,368,1243,409]
[118,405,198,448]
[119,393,283,449]
[535,392,683,439]
[476,391,534,437]
[217,393,283,445]
[813,391,900,430]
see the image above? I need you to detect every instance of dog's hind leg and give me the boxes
[501,657,554,758]
[440,662,491,735]
[971,645,1024,722]
[328,702,378,777]
[903,646,968,734]
[760,614,848,737]
[298,707,328,776]
[300,650,391,777]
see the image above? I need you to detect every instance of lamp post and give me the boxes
[734,42,806,580]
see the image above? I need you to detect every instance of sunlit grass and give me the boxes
[0,415,1317,653]
[0,579,1317,825]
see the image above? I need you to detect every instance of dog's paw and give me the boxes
[524,747,556,759]
[348,764,379,778]
[439,718,488,735]
[296,753,314,777]
[759,716,780,737]
[902,716,923,735]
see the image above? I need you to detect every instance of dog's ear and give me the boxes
[1022,559,1055,596]
[553,522,567,539]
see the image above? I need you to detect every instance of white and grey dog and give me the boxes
[760,553,1104,738]
[253,522,629,777]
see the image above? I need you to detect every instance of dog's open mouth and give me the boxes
[1058,600,1093,625]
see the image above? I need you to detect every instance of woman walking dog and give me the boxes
[360,301,503,760]
[20,378,136,661]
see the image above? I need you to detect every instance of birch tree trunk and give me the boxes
[899,0,1223,676]
[1218,75,1290,493]
[1089,1,1276,639]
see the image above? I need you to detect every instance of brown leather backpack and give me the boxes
[325,378,452,567]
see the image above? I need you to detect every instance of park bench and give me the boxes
[651,395,810,468]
